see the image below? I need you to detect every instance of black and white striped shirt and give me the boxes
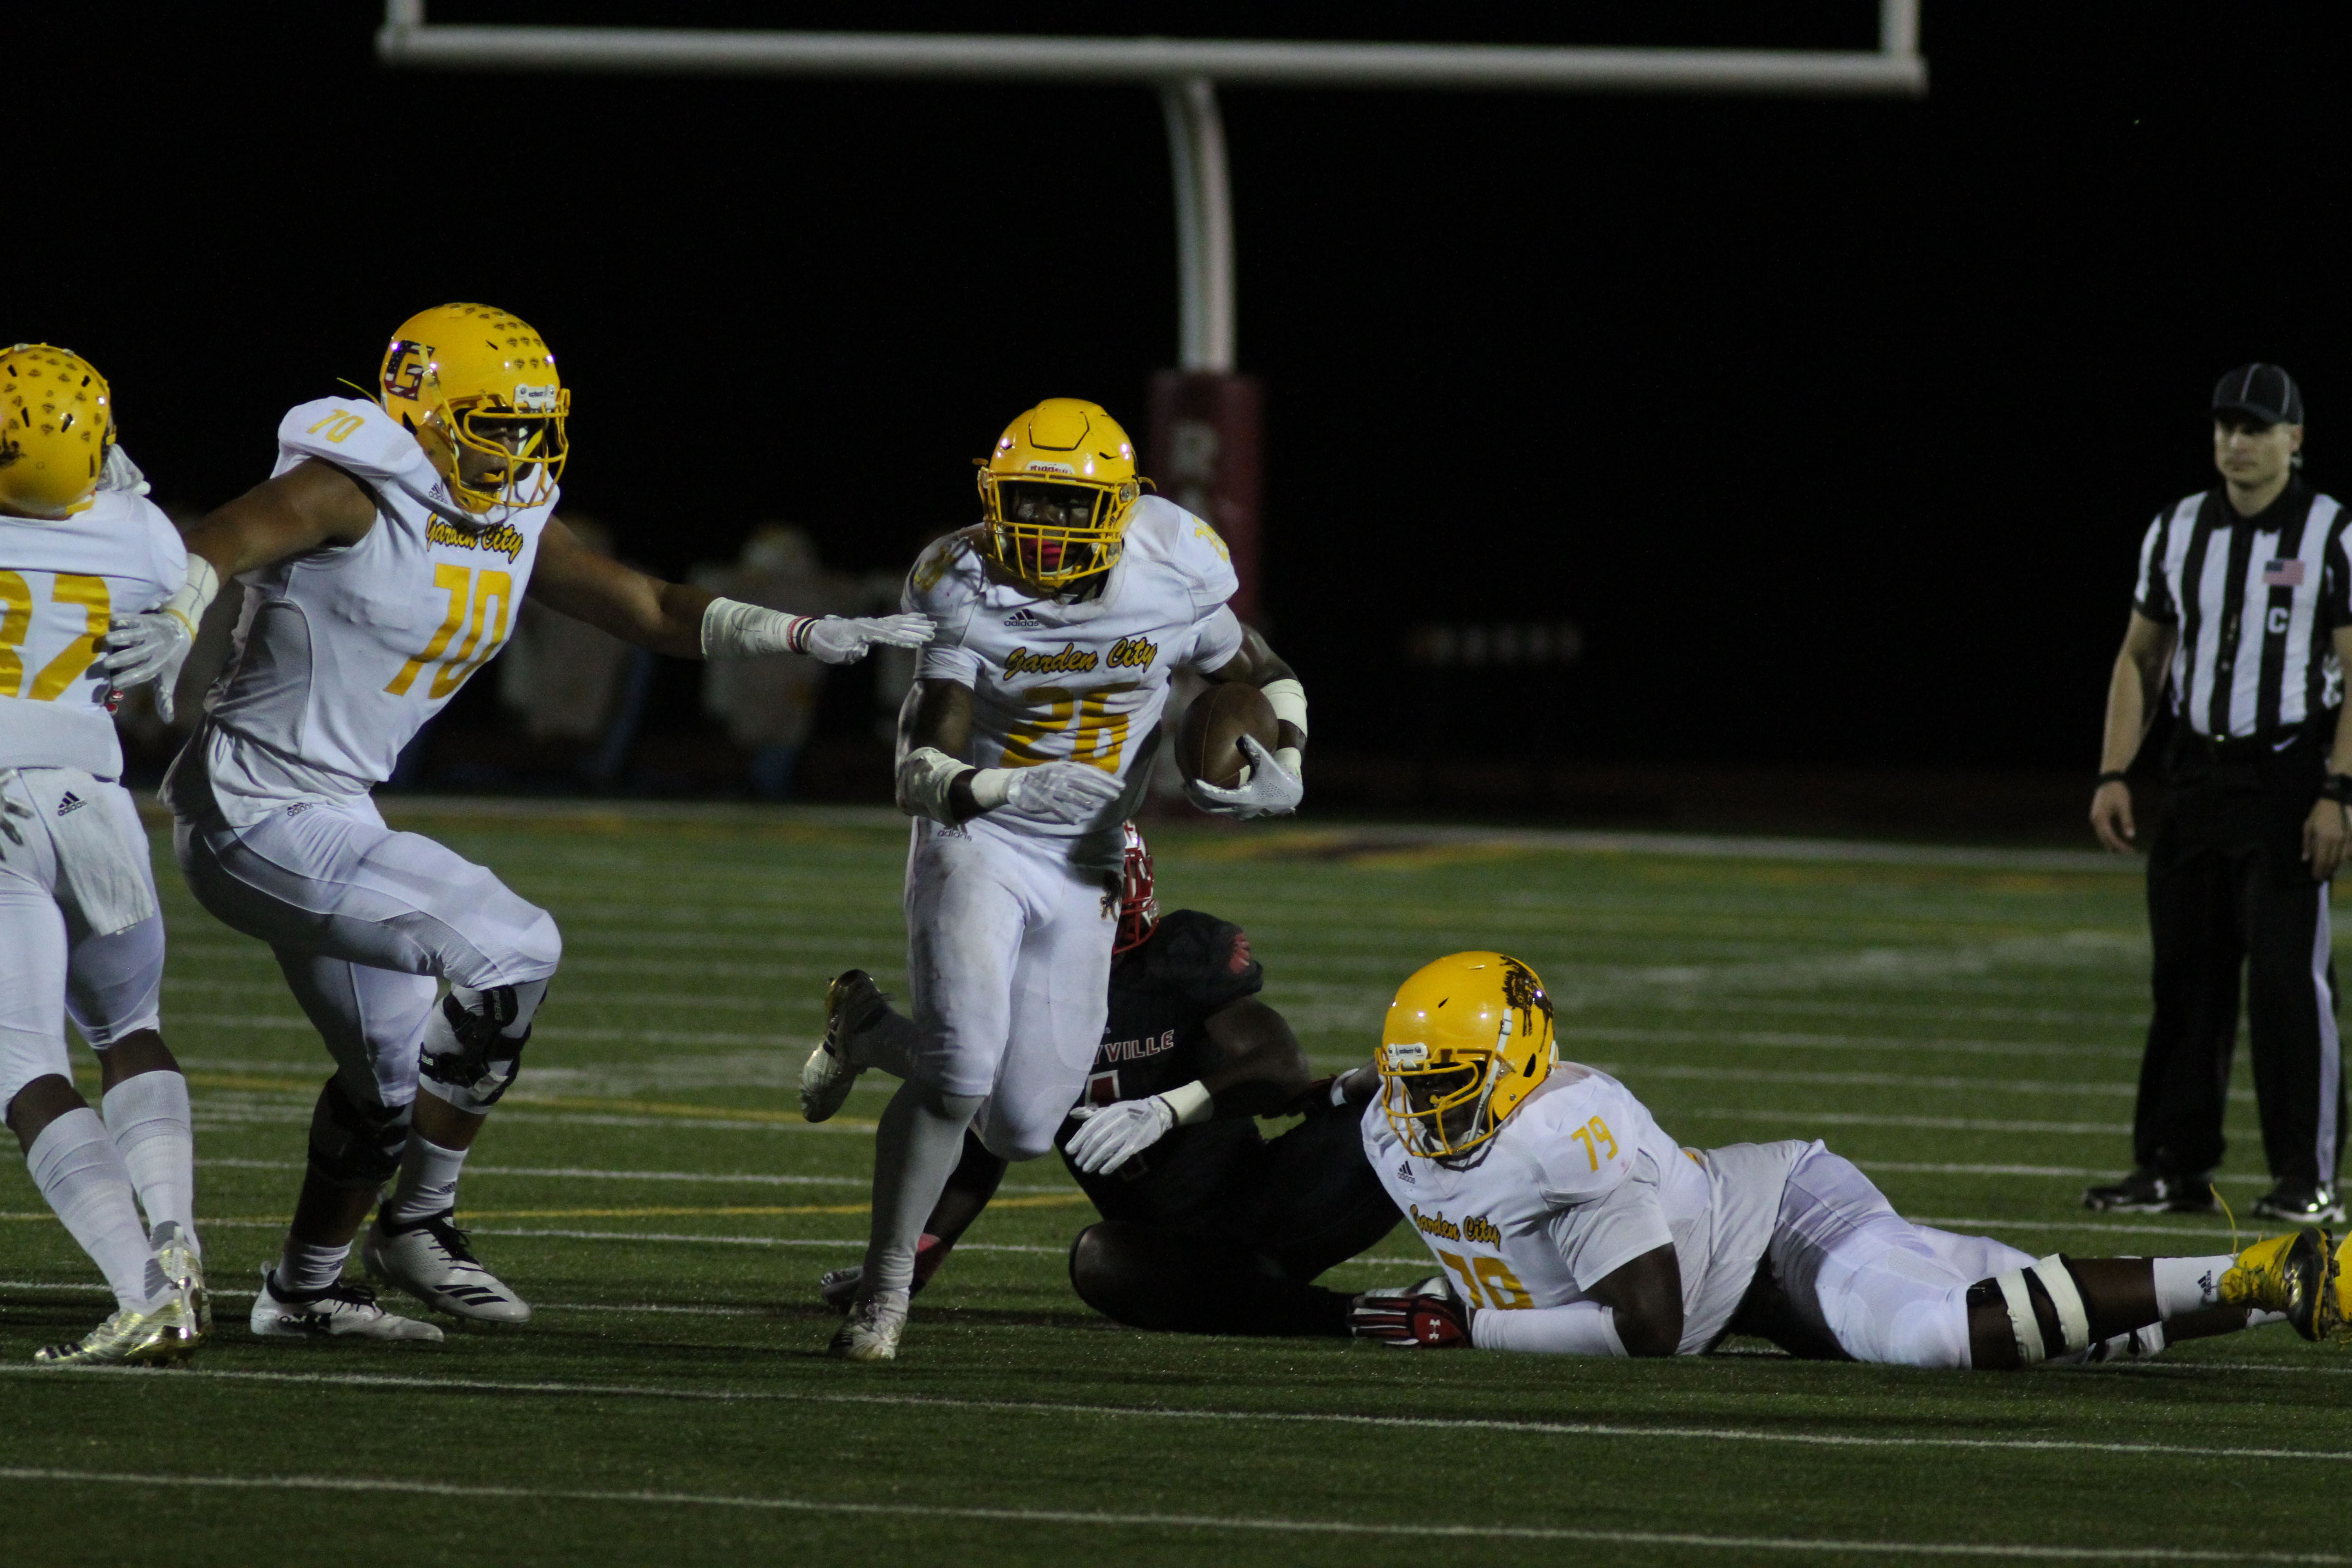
[2134,479,2352,739]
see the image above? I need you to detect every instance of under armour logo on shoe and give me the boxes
[1002,609,1044,628]
[55,791,87,817]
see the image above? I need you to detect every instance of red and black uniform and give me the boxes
[936,908,1400,1335]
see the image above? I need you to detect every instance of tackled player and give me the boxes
[818,398,1311,1360]
[1348,952,2348,1367]
[99,304,932,1342]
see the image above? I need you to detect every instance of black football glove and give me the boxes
[1349,1280,1470,1348]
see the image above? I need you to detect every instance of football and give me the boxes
[1174,681,1279,790]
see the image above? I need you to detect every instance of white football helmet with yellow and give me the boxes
[1377,951,1559,1159]
[976,397,1146,593]
[377,303,569,519]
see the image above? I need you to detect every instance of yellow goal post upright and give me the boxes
[378,2,1925,626]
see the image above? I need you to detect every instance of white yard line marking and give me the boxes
[4,1370,2349,1473]
[0,1465,2331,1558]
[1625,1065,2144,1099]
[190,1157,1078,1196]
[1687,1109,2132,1135]
[1858,1162,2269,1185]
[1906,1216,2239,1240]
[1563,1026,2142,1062]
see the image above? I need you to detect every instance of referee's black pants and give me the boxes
[2136,729,2347,1188]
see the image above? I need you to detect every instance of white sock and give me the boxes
[29,1108,167,1312]
[2152,1254,2239,1318]
[855,1009,922,1079]
[859,1083,983,1296]
[277,1237,352,1296]
[382,1133,469,1226]
[101,1070,199,1257]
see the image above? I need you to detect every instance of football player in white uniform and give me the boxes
[1,344,207,1365]
[1348,951,2347,1367]
[818,397,1309,1360]
[100,304,931,1343]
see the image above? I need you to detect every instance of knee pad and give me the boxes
[66,911,166,1048]
[418,985,537,1112]
[307,1076,412,1190]
[1967,1254,2092,1366]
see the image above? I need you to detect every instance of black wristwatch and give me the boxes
[2095,770,2130,788]
[2322,774,2352,805]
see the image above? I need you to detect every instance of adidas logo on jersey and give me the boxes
[55,791,87,817]
[1001,609,1045,629]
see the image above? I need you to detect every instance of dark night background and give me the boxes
[23,3,2351,825]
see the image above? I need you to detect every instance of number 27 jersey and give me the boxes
[904,495,1244,861]
[177,397,556,823]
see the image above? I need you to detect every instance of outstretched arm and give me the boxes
[99,458,380,720]
[529,519,933,663]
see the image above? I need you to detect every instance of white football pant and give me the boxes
[0,770,166,1112]
[1768,1141,2035,1368]
[173,794,560,1111]
[902,820,1116,1159]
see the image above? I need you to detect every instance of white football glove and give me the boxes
[1186,735,1303,820]
[802,612,936,666]
[992,761,1124,825]
[1064,1095,1179,1175]
[97,558,217,725]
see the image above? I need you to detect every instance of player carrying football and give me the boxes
[821,398,1310,1359]
[1,345,207,1364]
[805,824,1399,1334]
[99,304,931,1342]
[1347,951,2349,1367]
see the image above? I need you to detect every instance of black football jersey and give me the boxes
[1057,907,1267,1220]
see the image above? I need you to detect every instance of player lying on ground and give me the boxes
[0,345,207,1366]
[804,823,1400,1334]
[829,397,1309,1361]
[98,304,931,1343]
[1346,951,2346,1365]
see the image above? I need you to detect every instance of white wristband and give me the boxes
[701,596,813,658]
[1160,1079,1215,1126]
[896,746,974,823]
[162,556,220,638]
[1261,677,1308,738]
[968,768,1014,810]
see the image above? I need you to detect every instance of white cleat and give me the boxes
[150,1220,211,1338]
[829,1289,909,1362]
[801,969,887,1123]
[249,1268,445,1343]
[362,1210,533,1324]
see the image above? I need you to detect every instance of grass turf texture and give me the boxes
[4,804,2347,1567]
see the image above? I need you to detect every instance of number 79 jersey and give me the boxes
[0,490,188,778]
[905,495,1244,865]
[1362,1063,1800,1353]
[188,397,556,821]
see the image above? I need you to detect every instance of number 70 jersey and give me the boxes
[197,397,555,808]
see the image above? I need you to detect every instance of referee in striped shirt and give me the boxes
[2088,363,2349,1223]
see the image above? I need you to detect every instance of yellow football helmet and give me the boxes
[377,303,568,515]
[0,344,115,517]
[1378,951,1558,1159]
[976,398,1146,591]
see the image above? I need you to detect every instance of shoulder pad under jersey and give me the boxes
[277,397,438,489]
[1132,908,1264,1014]
[1124,495,1238,617]
[903,528,986,617]
[1518,1069,1641,1206]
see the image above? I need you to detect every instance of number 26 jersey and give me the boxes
[171,397,556,826]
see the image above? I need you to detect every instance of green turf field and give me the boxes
[5,805,2347,1566]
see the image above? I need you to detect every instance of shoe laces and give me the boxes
[407,1210,484,1265]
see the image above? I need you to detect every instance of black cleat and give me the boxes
[2251,1182,2347,1225]
[2082,1167,2217,1214]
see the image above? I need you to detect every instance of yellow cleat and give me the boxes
[32,1297,201,1367]
[2218,1229,2338,1342]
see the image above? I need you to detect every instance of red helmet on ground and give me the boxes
[1115,822,1158,953]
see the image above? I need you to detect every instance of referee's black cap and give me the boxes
[2213,363,2304,426]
